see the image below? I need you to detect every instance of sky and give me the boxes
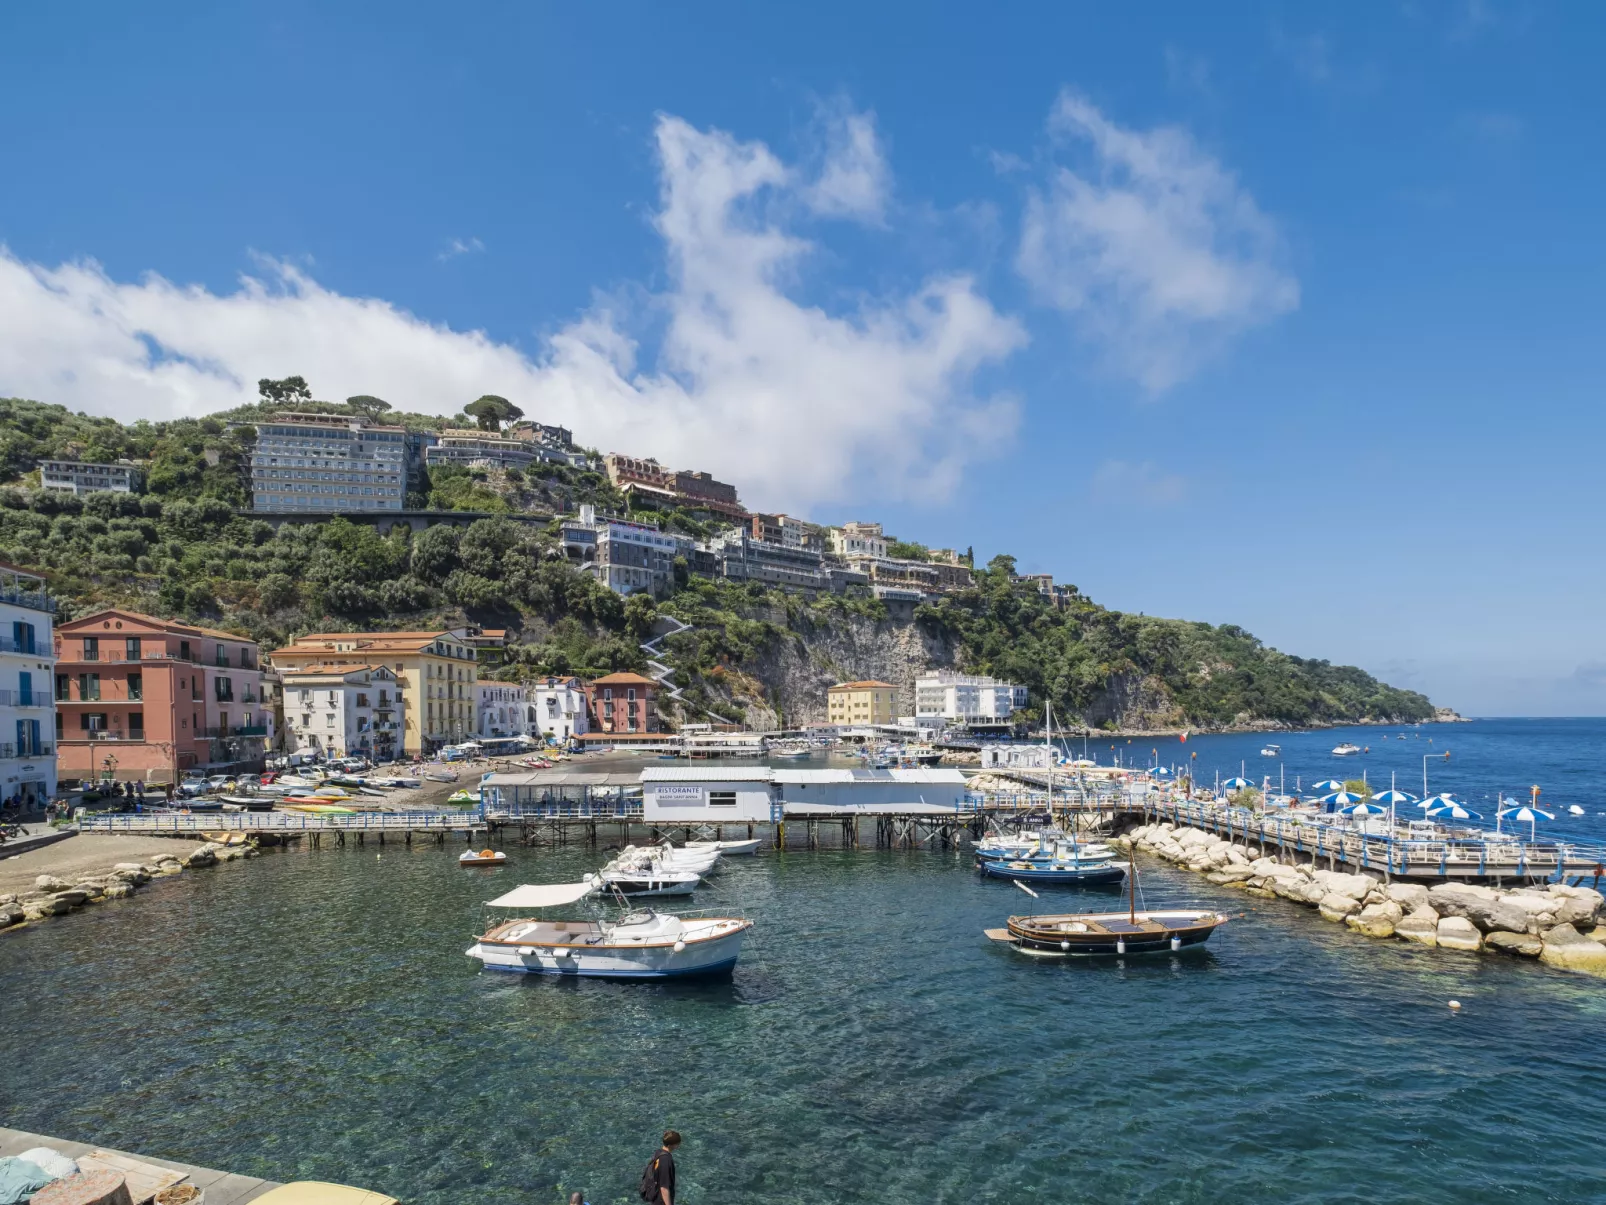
[1,2,1602,716]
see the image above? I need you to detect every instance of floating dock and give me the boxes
[0,1125,281,1204]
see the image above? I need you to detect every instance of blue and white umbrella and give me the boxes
[1151,766,1172,776]
[1319,789,1364,805]
[1338,800,1390,816]
[1222,776,1253,789]
[1311,779,1346,793]
[1372,789,1415,805]
[1497,804,1554,840]
[1428,801,1483,821]
[1416,793,1453,810]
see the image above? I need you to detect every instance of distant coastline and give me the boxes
[1041,709,1468,741]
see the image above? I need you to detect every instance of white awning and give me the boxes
[485,882,597,909]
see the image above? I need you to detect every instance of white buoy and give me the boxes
[673,940,686,952]
[1448,1000,1462,1010]
[1170,936,1182,951]
[1061,940,1070,951]
[1116,939,1126,954]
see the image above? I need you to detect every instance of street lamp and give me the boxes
[1423,750,1450,802]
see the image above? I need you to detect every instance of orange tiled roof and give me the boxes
[588,672,660,687]
[829,680,896,691]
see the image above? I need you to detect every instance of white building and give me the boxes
[281,665,400,760]
[560,504,689,596]
[638,766,969,823]
[0,563,56,808]
[477,682,533,738]
[915,671,1027,727]
[528,676,589,741]
[39,460,142,495]
[829,521,888,560]
[248,412,408,513]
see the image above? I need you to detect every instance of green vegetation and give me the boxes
[0,393,1433,729]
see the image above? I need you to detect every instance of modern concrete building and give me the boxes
[476,682,532,739]
[915,671,1027,727]
[269,630,475,755]
[637,765,969,823]
[0,563,56,808]
[604,454,746,520]
[707,529,830,592]
[280,665,400,760]
[39,460,142,495]
[54,610,267,784]
[425,428,587,472]
[827,681,900,726]
[584,672,661,736]
[560,505,688,596]
[528,676,590,742]
[248,412,408,512]
[748,513,824,551]
[828,522,888,560]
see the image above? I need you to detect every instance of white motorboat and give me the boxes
[610,842,722,875]
[1260,744,1281,757]
[467,882,750,979]
[1332,743,1362,756]
[685,837,763,856]
[1569,805,1585,816]
[597,866,702,896]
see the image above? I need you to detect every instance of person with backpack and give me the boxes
[639,1130,681,1205]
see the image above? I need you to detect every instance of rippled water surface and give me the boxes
[4,823,1605,1204]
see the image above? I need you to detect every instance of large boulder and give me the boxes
[102,881,135,900]
[1347,901,1402,939]
[1500,892,1559,929]
[22,898,69,920]
[1552,893,1602,931]
[1385,883,1431,911]
[0,904,23,928]
[1428,883,1499,920]
[1538,924,1606,975]
[1476,899,1535,935]
[50,890,89,908]
[34,874,70,893]
[1318,894,1362,923]
[1312,870,1379,900]
[1485,930,1543,957]
[1436,916,1483,952]
[182,848,216,869]
[1395,908,1440,946]
[1226,846,1250,866]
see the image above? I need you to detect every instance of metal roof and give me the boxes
[772,768,966,785]
[640,767,777,782]
[483,771,643,788]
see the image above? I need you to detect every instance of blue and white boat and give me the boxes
[977,838,1127,886]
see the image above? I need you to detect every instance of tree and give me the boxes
[346,395,392,419]
[986,553,1017,577]
[463,395,523,432]
[258,376,312,407]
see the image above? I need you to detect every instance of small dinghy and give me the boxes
[460,848,507,867]
[685,837,763,856]
[598,866,702,896]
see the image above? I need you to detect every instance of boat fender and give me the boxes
[1170,936,1182,951]
[517,946,535,956]
[1060,940,1070,951]
[673,940,686,953]
[1116,939,1126,954]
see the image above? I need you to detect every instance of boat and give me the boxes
[685,837,763,856]
[466,882,751,978]
[1260,744,1281,757]
[446,789,481,805]
[221,795,276,811]
[597,866,702,896]
[1332,743,1362,756]
[280,802,358,816]
[424,771,458,783]
[460,848,508,867]
[1569,805,1585,816]
[976,840,1127,886]
[984,842,1228,956]
[606,843,722,876]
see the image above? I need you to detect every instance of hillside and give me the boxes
[0,395,1435,731]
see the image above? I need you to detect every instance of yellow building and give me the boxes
[827,680,899,726]
[269,629,477,756]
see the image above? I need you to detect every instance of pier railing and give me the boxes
[78,810,484,834]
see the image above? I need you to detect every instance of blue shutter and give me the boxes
[18,671,30,708]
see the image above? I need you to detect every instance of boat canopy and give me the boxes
[485,882,597,909]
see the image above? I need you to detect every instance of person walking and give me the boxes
[638,1131,680,1205]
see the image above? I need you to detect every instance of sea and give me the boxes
[2,718,1603,1203]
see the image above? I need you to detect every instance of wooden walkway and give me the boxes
[0,1125,280,1205]
[76,810,486,846]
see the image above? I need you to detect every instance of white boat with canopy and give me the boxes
[465,881,752,978]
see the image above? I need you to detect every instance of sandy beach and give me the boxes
[0,834,210,895]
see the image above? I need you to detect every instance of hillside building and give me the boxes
[915,671,1026,728]
[604,454,746,520]
[39,460,142,495]
[707,529,830,592]
[476,682,532,739]
[248,412,408,513]
[828,522,887,560]
[560,505,688,596]
[584,672,661,736]
[827,680,900,726]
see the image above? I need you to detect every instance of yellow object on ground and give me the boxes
[250,1182,400,1205]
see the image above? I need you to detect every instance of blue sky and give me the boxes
[1,3,1603,716]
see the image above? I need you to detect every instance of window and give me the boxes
[127,673,143,701]
[55,674,69,701]
[82,636,99,661]
[78,673,100,701]
[13,622,35,655]
[81,712,107,731]
[215,678,234,702]
[709,791,737,808]
[125,637,140,660]
[180,640,192,661]
[216,646,229,667]
[129,712,144,739]
[302,714,311,727]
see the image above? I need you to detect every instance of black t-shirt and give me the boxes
[650,1148,677,1203]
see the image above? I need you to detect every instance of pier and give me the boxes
[0,1125,282,1203]
[77,809,487,848]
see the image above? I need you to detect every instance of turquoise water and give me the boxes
[4,719,1606,1202]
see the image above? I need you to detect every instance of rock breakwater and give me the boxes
[1115,822,1606,977]
[0,840,257,930]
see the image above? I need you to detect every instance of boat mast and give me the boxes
[1045,699,1054,829]
[1128,822,1137,925]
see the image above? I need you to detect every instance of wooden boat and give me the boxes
[460,848,508,866]
[466,881,751,978]
[685,837,763,856]
[984,836,1228,956]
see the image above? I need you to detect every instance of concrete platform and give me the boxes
[0,1125,281,1204]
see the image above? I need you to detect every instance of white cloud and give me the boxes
[0,111,1023,515]
[1018,92,1298,391]
[805,108,891,222]
[1088,459,1187,509]
[438,236,484,261]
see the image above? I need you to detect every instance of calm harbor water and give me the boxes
[2,719,1604,1203]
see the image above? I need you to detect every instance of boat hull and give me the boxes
[466,922,749,978]
[978,859,1127,885]
[999,910,1227,956]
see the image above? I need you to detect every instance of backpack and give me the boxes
[638,1152,662,1202]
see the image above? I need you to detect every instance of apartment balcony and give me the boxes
[0,742,54,759]
[59,649,202,664]
[0,585,56,614]
[0,636,54,657]
[64,732,136,743]
[203,725,268,738]
[0,690,52,707]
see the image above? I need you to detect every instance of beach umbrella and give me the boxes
[1428,801,1483,821]
[1338,800,1390,816]
[1415,793,1453,810]
[1497,805,1554,841]
[1372,789,1415,805]
[1311,779,1346,793]
[1222,776,1252,789]
[1319,789,1363,806]
[1151,766,1172,776]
